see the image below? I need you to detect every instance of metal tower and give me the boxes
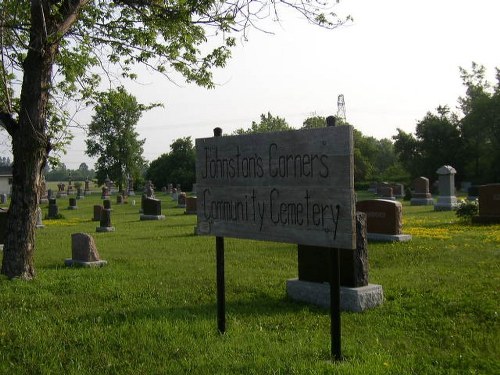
[336,94,346,124]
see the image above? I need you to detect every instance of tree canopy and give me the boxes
[85,87,150,190]
[233,112,292,134]
[393,63,499,184]
[146,137,195,192]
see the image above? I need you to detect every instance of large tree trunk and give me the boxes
[0,2,55,279]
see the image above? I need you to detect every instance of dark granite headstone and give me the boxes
[48,198,59,218]
[143,198,161,216]
[297,212,368,288]
[68,197,77,209]
[92,205,103,221]
[473,183,500,224]
[185,197,197,215]
[96,208,115,232]
[103,199,111,210]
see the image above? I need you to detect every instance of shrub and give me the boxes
[455,199,479,221]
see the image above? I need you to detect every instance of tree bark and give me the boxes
[0,1,55,279]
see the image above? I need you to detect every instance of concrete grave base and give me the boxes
[286,278,383,312]
[140,214,165,221]
[96,226,115,232]
[434,196,458,211]
[367,233,412,242]
[65,259,108,267]
[410,198,434,206]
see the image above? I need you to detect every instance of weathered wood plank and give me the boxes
[195,126,356,249]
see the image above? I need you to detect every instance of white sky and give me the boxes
[1,0,499,169]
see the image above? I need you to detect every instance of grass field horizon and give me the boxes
[0,189,498,374]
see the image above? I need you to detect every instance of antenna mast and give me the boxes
[336,94,346,124]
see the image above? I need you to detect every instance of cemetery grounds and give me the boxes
[0,189,498,374]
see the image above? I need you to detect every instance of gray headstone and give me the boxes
[434,165,458,211]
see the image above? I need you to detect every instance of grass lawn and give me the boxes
[0,191,499,374]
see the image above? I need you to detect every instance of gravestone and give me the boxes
[144,180,155,198]
[67,181,74,195]
[47,198,59,219]
[76,187,84,200]
[96,207,115,232]
[167,183,173,194]
[287,213,384,312]
[367,182,378,193]
[171,188,178,202]
[185,196,197,215]
[127,174,135,196]
[378,186,395,200]
[116,194,124,205]
[57,183,67,197]
[356,199,411,242]
[68,197,78,210]
[92,205,103,221]
[472,184,500,224]
[0,194,7,204]
[84,178,90,195]
[411,176,434,205]
[36,206,45,228]
[467,185,480,201]
[65,233,107,267]
[177,192,187,208]
[140,198,165,220]
[103,199,112,210]
[391,183,404,198]
[101,186,109,200]
[39,179,48,204]
[434,165,458,211]
[461,181,472,193]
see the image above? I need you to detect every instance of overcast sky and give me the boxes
[2,0,499,169]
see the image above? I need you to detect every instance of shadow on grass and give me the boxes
[73,293,324,326]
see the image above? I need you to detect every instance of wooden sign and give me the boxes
[195,126,356,249]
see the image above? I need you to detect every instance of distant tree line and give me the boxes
[44,163,95,182]
[393,63,500,185]
[145,112,405,191]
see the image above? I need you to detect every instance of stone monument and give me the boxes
[140,198,165,220]
[356,199,411,242]
[96,204,115,232]
[185,196,197,215]
[68,197,78,210]
[411,176,434,205]
[472,183,500,224]
[47,198,59,219]
[434,165,458,211]
[287,213,384,312]
[65,233,107,267]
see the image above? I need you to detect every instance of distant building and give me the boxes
[0,166,13,196]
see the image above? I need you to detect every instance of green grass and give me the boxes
[0,192,499,374]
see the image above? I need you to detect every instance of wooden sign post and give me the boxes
[196,124,355,360]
